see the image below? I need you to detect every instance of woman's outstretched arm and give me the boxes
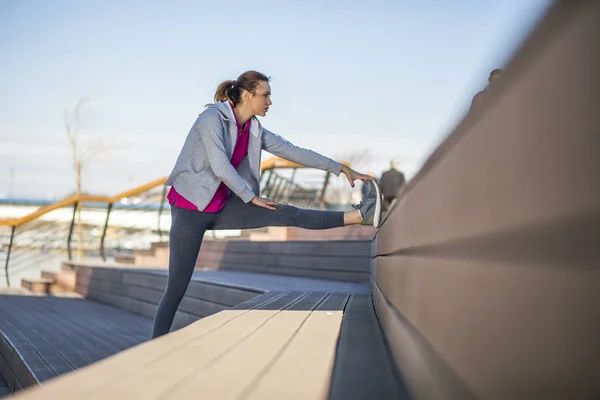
[261,128,374,187]
[262,128,342,173]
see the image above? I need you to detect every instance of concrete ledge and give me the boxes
[70,263,369,332]
[72,265,264,330]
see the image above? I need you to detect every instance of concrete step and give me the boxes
[114,254,136,264]
[40,270,76,293]
[20,278,54,294]
[19,269,77,295]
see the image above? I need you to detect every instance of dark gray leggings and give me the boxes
[151,196,345,338]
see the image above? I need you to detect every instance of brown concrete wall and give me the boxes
[196,239,373,283]
[372,1,600,399]
[133,238,373,283]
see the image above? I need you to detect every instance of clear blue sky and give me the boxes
[0,0,553,199]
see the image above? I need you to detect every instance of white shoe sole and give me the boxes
[371,181,382,228]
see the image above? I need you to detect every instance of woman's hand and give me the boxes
[341,165,376,188]
[251,196,281,210]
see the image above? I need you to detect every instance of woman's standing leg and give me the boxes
[152,206,214,338]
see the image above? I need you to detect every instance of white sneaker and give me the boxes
[352,181,382,228]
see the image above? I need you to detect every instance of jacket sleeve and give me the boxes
[197,113,256,203]
[261,128,343,176]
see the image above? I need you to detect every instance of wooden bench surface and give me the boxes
[8,291,407,399]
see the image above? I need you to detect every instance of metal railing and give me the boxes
[0,178,168,287]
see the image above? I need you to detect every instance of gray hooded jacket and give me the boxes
[166,101,343,211]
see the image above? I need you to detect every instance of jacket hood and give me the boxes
[204,101,262,137]
[205,101,234,121]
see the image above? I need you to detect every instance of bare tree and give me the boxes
[65,99,106,260]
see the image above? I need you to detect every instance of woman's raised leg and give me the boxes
[212,196,345,230]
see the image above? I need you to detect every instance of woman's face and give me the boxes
[246,81,272,117]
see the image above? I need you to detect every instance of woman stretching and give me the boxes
[152,70,382,338]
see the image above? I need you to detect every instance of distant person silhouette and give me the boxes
[379,161,405,211]
[470,68,503,112]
